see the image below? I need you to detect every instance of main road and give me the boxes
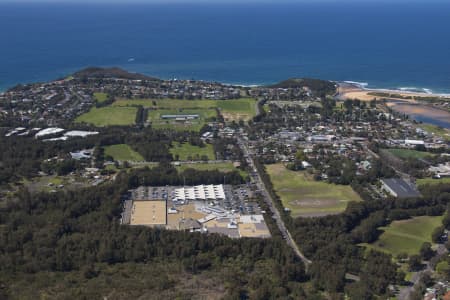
[237,136,312,267]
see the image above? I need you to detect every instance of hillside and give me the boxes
[73,67,160,81]
[269,78,336,96]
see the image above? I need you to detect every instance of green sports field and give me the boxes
[75,106,137,126]
[104,144,144,161]
[170,142,215,161]
[362,215,444,256]
[386,148,434,160]
[148,109,217,131]
[113,98,257,122]
[266,164,361,217]
[215,98,257,121]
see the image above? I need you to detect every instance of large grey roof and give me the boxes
[382,178,421,198]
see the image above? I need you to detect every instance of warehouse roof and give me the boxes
[174,184,226,201]
[381,178,421,198]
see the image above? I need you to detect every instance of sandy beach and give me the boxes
[336,82,450,129]
[337,82,450,103]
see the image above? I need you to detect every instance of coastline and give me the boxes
[3,70,450,99]
[3,75,450,95]
[336,82,450,103]
[336,82,450,130]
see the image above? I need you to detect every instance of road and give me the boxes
[364,140,444,299]
[397,264,431,300]
[362,143,412,179]
[237,136,312,267]
[397,244,448,300]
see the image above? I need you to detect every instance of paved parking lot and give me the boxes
[218,184,261,215]
[122,184,265,234]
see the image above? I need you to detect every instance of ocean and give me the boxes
[1,2,450,93]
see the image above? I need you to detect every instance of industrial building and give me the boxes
[307,135,336,143]
[381,178,421,199]
[121,185,271,239]
[161,114,199,121]
[174,184,226,201]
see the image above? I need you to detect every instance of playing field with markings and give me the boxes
[266,163,361,217]
[148,109,217,131]
[113,98,257,122]
[215,99,257,121]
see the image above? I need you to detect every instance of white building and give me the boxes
[308,135,335,143]
[405,139,425,146]
[429,163,450,178]
[174,184,226,201]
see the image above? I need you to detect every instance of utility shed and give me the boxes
[381,178,421,199]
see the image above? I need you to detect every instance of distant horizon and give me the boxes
[1,0,449,93]
[0,0,447,3]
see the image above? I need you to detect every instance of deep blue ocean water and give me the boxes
[1,2,450,93]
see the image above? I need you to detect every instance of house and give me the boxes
[301,161,312,168]
[405,139,425,146]
[429,163,450,178]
